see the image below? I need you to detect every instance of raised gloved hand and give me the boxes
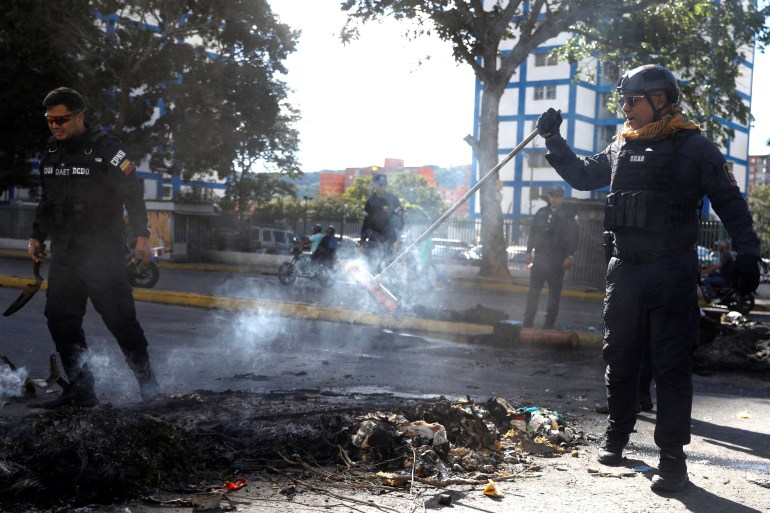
[732,254,761,295]
[536,108,562,138]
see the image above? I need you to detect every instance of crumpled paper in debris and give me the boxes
[398,420,448,445]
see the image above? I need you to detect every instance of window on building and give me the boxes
[529,153,549,168]
[535,53,558,67]
[601,62,620,85]
[533,86,556,100]
[598,125,617,148]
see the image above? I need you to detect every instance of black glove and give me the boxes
[731,254,761,295]
[536,108,562,138]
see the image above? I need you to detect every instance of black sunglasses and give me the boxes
[45,110,82,126]
[619,95,647,107]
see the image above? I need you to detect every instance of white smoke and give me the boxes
[0,365,29,408]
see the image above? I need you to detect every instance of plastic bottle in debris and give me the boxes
[527,412,548,433]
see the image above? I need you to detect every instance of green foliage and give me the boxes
[2,0,300,206]
[557,0,770,143]
[337,173,446,222]
[389,173,446,221]
[0,1,94,194]
[340,176,375,216]
[341,0,770,276]
[220,173,296,214]
[748,185,770,255]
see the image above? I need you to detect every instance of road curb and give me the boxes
[0,275,607,346]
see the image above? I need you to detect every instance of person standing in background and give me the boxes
[522,185,578,329]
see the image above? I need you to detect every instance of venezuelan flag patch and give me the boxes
[120,159,136,176]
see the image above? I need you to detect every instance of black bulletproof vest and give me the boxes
[38,132,116,234]
[604,134,699,234]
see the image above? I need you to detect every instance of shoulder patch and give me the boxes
[723,162,737,186]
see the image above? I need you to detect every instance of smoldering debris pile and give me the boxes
[694,318,770,373]
[0,392,583,511]
[345,396,581,486]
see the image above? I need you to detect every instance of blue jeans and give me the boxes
[703,274,729,300]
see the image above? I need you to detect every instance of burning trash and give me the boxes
[0,390,584,512]
[344,396,582,489]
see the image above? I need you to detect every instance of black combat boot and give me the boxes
[597,428,629,465]
[137,367,161,401]
[127,351,161,401]
[651,452,688,492]
[43,366,98,409]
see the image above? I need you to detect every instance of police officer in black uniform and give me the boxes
[28,87,160,408]
[536,65,760,492]
[522,185,578,329]
[360,174,403,269]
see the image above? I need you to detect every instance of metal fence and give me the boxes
[0,204,730,290]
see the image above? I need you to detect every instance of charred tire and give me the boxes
[278,262,296,285]
[128,262,160,289]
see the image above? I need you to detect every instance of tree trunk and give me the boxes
[477,84,511,279]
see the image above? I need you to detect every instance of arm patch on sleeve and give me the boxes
[724,162,737,186]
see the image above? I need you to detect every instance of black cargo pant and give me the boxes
[602,251,699,457]
[44,237,150,385]
[523,258,565,328]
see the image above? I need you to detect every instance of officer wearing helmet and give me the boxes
[536,64,760,492]
[360,174,403,268]
[522,185,578,329]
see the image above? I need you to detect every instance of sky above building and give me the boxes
[272,1,770,172]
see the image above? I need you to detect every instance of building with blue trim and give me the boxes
[468,31,756,231]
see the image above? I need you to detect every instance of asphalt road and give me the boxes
[2,255,770,511]
[0,255,767,452]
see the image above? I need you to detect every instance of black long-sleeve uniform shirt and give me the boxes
[544,131,759,257]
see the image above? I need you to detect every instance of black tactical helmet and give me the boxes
[616,64,680,105]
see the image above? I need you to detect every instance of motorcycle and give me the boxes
[278,247,333,287]
[126,246,164,289]
[697,273,754,315]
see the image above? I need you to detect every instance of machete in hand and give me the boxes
[3,243,46,317]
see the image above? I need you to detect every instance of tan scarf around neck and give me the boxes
[618,108,702,141]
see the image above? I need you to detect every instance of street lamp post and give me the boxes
[303,196,313,234]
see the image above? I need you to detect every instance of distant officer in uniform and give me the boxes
[360,174,403,269]
[536,65,760,492]
[522,185,578,329]
[28,87,160,408]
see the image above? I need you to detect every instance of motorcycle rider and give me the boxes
[28,87,160,407]
[702,239,735,301]
[536,64,760,492]
[311,225,338,268]
[293,224,324,254]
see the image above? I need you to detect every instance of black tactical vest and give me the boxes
[604,134,699,234]
[37,131,117,234]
